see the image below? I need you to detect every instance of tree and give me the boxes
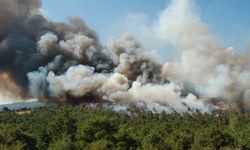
[2,107,10,112]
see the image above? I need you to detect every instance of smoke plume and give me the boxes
[156,0,250,111]
[0,0,249,113]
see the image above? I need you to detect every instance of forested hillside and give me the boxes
[0,106,250,150]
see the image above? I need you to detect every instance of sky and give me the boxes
[1,0,250,105]
[42,0,250,56]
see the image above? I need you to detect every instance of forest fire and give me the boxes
[1,0,250,149]
[0,0,250,113]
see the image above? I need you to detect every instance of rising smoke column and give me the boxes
[0,0,166,106]
[157,0,250,110]
[0,0,99,97]
[1,0,249,113]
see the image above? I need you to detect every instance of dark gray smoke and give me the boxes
[0,0,100,97]
[1,0,247,113]
[0,0,166,106]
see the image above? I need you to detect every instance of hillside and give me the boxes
[0,101,45,111]
[0,105,250,150]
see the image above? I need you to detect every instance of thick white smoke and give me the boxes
[156,0,224,85]
[26,30,215,113]
[1,0,249,113]
[157,0,250,110]
[28,64,211,113]
[26,0,250,113]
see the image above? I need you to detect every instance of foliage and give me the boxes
[0,106,250,150]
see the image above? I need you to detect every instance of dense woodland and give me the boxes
[0,105,250,150]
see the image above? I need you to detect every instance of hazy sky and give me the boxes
[42,0,250,53]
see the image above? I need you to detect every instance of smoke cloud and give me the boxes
[0,0,249,113]
[156,0,250,111]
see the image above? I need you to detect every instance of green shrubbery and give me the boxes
[0,106,250,150]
